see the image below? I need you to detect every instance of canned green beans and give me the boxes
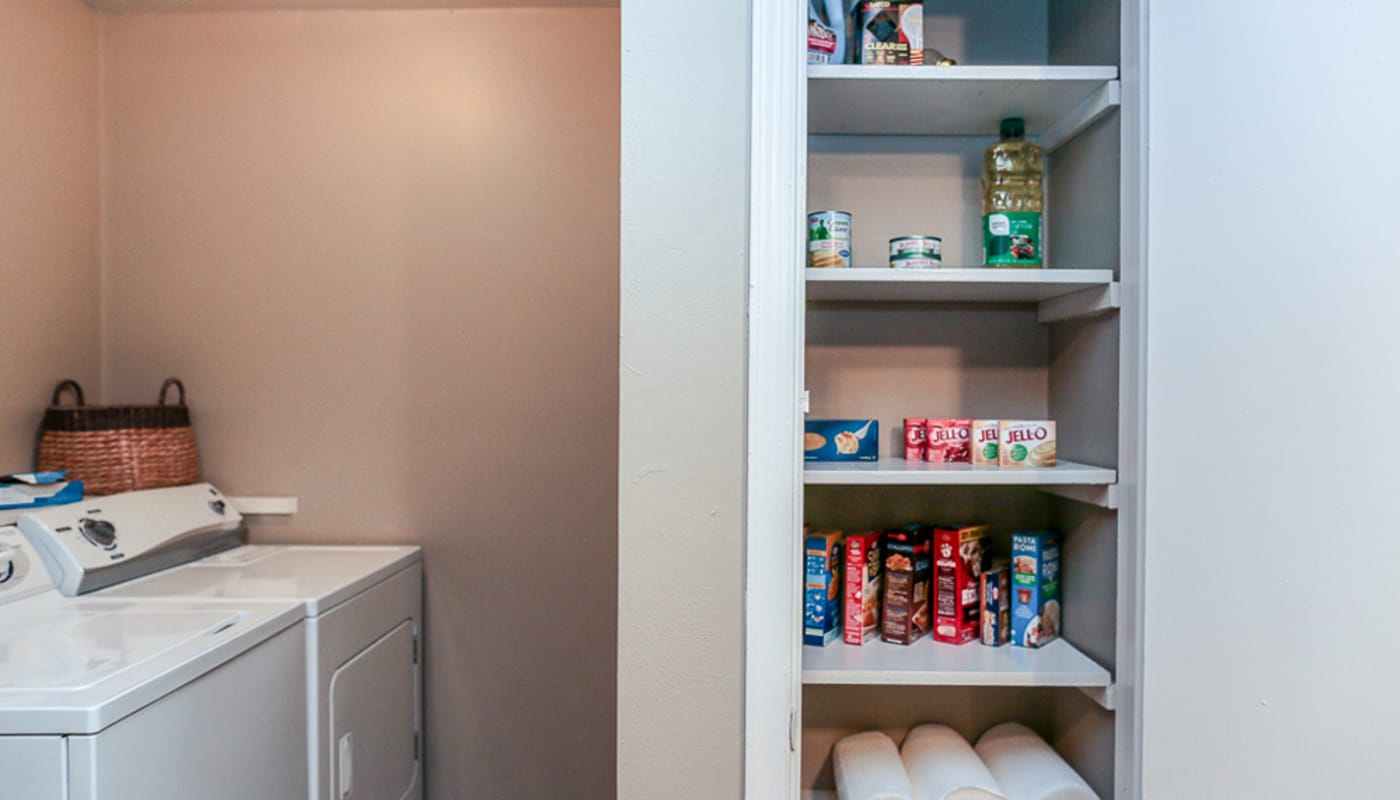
[809,211,853,268]
[889,236,942,269]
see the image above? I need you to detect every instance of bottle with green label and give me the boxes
[982,117,1044,268]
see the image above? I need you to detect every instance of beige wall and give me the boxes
[100,10,618,798]
[0,0,101,468]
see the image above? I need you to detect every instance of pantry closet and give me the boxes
[745,1,1144,796]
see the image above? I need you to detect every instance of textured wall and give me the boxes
[0,0,101,472]
[100,10,618,798]
[1143,1,1400,796]
[617,0,749,796]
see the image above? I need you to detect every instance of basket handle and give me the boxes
[159,378,187,407]
[50,380,85,407]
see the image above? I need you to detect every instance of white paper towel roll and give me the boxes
[973,723,1099,800]
[900,724,1006,800]
[833,731,915,800]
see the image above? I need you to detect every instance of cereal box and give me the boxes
[858,1,924,65]
[932,524,989,644]
[1011,531,1061,648]
[924,418,972,463]
[843,531,883,645]
[971,420,1000,466]
[999,420,1056,468]
[980,564,1011,647]
[805,419,879,462]
[880,526,931,645]
[804,530,845,646]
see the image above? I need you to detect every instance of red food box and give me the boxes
[843,531,883,644]
[932,524,989,644]
[925,418,972,463]
[904,418,928,461]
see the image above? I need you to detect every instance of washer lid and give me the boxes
[0,597,303,735]
[100,545,422,616]
[0,606,242,690]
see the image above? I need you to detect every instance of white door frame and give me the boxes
[744,0,806,797]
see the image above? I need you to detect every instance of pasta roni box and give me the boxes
[804,419,879,461]
[881,525,932,645]
[932,524,989,644]
[804,530,845,646]
[1011,531,1061,648]
[843,531,883,645]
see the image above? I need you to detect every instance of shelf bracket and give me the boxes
[1039,80,1121,154]
[228,496,299,516]
[1079,683,1117,711]
[1037,484,1118,510]
[1037,283,1120,324]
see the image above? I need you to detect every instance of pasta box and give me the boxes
[1011,530,1061,648]
[804,419,879,461]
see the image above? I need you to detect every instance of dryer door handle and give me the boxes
[338,732,353,798]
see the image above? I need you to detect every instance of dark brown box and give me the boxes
[880,526,932,645]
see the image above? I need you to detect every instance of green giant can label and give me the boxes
[809,211,852,268]
[983,211,1043,268]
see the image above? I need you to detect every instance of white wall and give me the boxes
[1143,2,1400,796]
[617,0,750,796]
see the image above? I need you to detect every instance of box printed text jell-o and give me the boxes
[999,420,1056,468]
[932,524,989,644]
[925,419,972,463]
[971,420,1000,466]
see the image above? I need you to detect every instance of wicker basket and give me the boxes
[37,379,201,496]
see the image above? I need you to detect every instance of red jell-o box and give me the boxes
[843,531,883,645]
[904,418,928,461]
[933,524,989,644]
[925,419,972,463]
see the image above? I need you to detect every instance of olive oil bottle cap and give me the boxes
[999,117,1027,139]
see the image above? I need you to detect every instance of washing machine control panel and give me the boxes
[18,483,246,596]
[0,525,54,603]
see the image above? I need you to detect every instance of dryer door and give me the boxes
[329,620,419,800]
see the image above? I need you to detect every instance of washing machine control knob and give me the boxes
[80,518,118,550]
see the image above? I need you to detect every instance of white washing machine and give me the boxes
[0,523,308,800]
[59,485,425,800]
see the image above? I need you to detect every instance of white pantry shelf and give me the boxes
[808,65,1120,149]
[804,458,1116,487]
[805,268,1119,322]
[803,637,1111,691]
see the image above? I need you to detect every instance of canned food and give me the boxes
[809,211,853,268]
[889,236,942,269]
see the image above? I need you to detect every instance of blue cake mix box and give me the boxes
[1011,531,1061,648]
[804,419,879,461]
[804,529,845,646]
